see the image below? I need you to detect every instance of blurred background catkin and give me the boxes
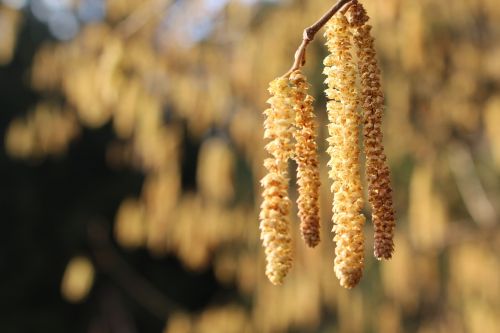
[0,0,499,332]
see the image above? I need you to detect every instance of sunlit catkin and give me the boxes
[348,2,396,260]
[289,70,321,248]
[324,13,365,288]
[259,77,294,285]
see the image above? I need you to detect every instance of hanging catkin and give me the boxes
[259,77,294,285]
[324,13,365,289]
[348,1,396,260]
[290,70,321,248]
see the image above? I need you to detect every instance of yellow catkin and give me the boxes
[289,70,321,248]
[324,13,365,288]
[348,2,396,260]
[259,77,294,285]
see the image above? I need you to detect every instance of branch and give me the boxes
[447,142,498,228]
[115,0,172,39]
[87,222,180,319]
[282,0,353,77]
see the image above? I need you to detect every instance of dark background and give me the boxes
[0,10,231,333]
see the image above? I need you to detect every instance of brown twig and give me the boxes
[282,0,353,77]
[447,142,498,228]
[87,221,179,319]
[115,0,172,39]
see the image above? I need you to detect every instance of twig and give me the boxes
[87,222,180,319]
[447,142,498,228]
[115,0,172,39]
[282,0,353,77]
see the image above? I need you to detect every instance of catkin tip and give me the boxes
[338,268,363,289]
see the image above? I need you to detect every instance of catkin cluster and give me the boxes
[324,13,366,289]
[260,72,321,285]
[260,0,395,289]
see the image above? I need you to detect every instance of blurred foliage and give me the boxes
[1,0,500,332]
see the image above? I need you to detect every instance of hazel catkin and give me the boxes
[348,2,396,260]
[324,13,366,289]
[290,70,321,248]
[259,77,294,285]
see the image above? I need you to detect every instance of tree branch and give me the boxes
[282,0,353,77]
[447,142,498,228]
[115,0,172,39]
[87,222,179,319]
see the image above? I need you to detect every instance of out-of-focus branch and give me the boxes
[447,142,498,228]
[282,0,353,77]
[115,0,172,39]
[87,222,179,319]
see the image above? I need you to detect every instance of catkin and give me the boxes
[348,2,396,260]
[290,70,321,248]
[259,77,294,285]
[324,13,365,288]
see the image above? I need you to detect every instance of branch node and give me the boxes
[304,28,314,42]
[281,0,352,78]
